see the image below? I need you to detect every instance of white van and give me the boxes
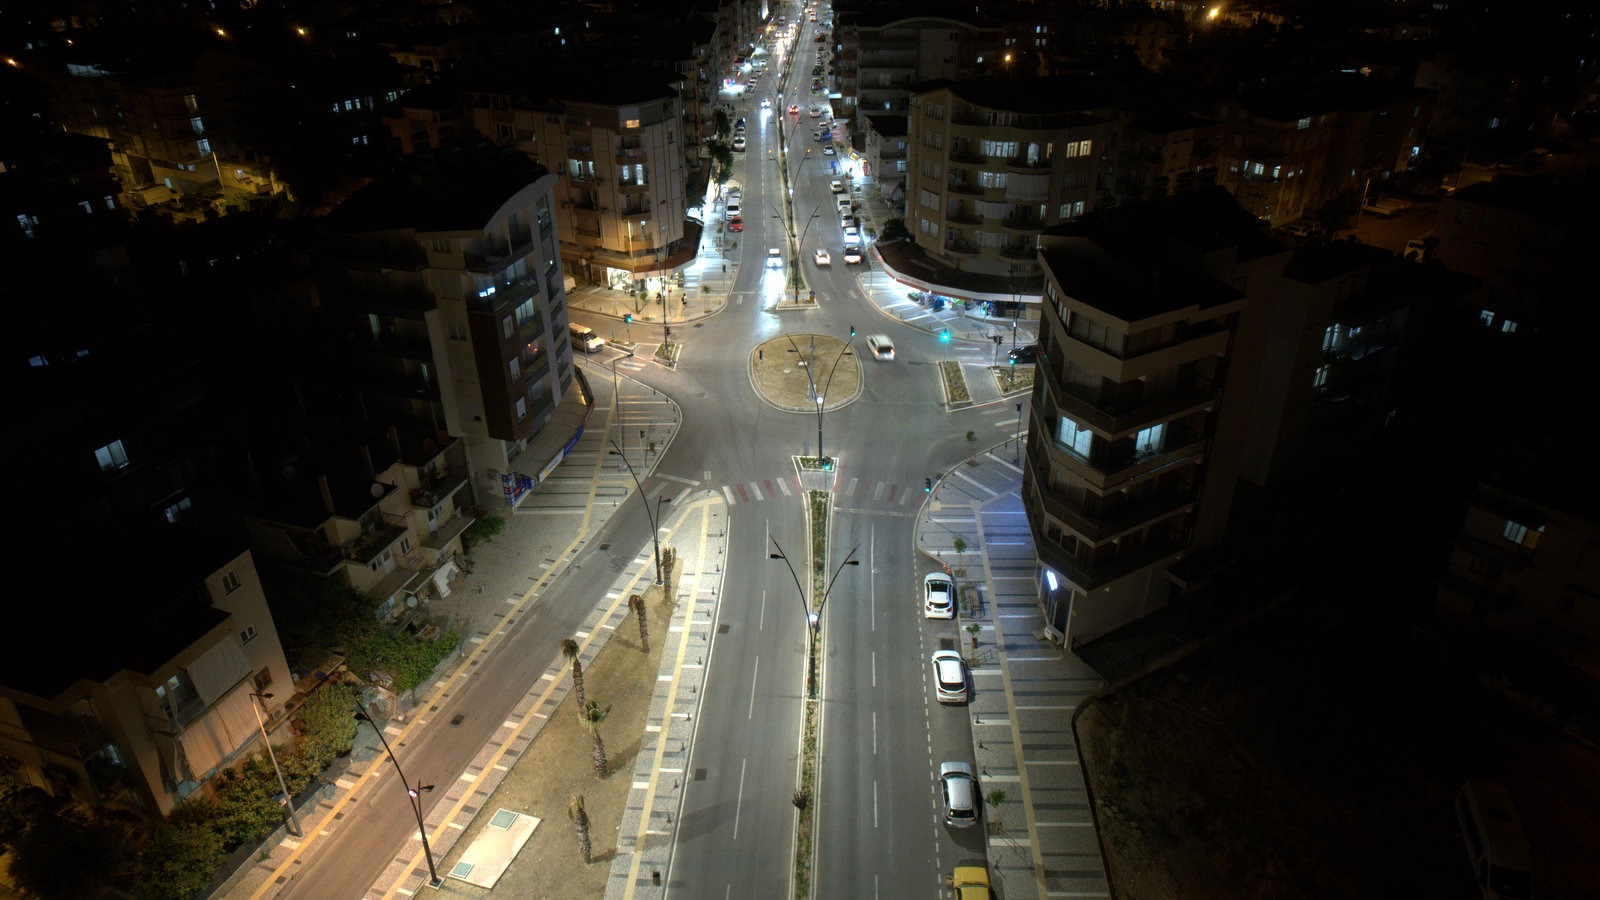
[569,323,605,353]
[866,334,894,360]
[1456,780,1534,900]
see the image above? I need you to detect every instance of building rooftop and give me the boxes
[863,113,908,138]
[916,76,1122,117]
[9,525,246,702]
[327,148,548,234]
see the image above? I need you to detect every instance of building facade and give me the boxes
[837,8,1002,131]
[1022,190,1288,647]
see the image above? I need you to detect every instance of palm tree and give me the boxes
[580,700,612,778]
[567,794,592,864]
[630,594,649,652]
[561,638,586,712]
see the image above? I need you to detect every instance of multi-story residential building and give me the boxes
[1,127,124,243]
[383,82,470,156]
[883,77,1113,313]
[3,530,292,817]
[1320,77,1435,201]
[860,113,909,206]
[1213,88,1338,225]
[1436,479,1600,677]
[319,149,579,509]
[1022,189,1288,647]
[835,5,1003,130]
[1111,108,1221,206]
[1100,11,1185,74]
[1240,242,1476,487]
[465,78,694,292]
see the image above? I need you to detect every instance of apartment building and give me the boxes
[1437,480,1600,677]
[1111,108,1221,206]
[3,530,292,817]
[1022,189,1289,647]
[1213,89,1338,225]
[320,149,577,509]
[1432,174,1580,325]
[899,77,1113,288]
[860,113,909,205]
[465,78,693,291]
[835,5,1002,130]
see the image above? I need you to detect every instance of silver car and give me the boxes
[939,762,979,828]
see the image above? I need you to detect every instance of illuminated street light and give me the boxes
[354,701,442,889]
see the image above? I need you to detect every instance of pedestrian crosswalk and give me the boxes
[715,473,924,508]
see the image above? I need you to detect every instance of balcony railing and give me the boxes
[618,179,649,193]
[1047,424,1208,492]
[944,240,980,256]
[1001,243,1036,259]
[946,180,982,196]
[1002,213,1045,231]
[616,146,648,162]
[947,208,981,225]
[410,468,468,509]
[1007,156,1052,171]
[949,146,985,164]
[1031,478,1196,545]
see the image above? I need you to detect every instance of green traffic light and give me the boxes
[939,330,951,343]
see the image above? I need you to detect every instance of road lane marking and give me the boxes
[733,757,749,840]
[748,657,760,719]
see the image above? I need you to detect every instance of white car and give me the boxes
[923,572,955,619]
[843,246,863,265]
[939,762,979,828]
[842,225,860,247]
[822,145,835,155]
[767,247,783,268]
[814,248,831,266]
[830,180,843,193]
[931,650,968,703]
[761,97,772,108]
[809,106,823,117]
[732,135,747,151]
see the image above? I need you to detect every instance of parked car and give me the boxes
[809,106,823,117]
[732,135,746,152]
[843,246,863,265]
[931,650,968,703]
[822,145,835,155]
[866,334,894,360]
[951,867,994,900]
[923,572,955,619]
[830,180,844,193]
[939,762,979,827]
[814,248,831,266]
[1008,344,1039,364]
[735,117,746,130]
[728,216,743,233]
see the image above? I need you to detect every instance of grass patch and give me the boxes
[995,365,1035,395]
[940,360,970,403]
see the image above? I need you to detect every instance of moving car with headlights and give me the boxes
[814,248,831,266]
[767,247,783,268]
[931,650,968,703]
[866,334,894,360]
[1008,344,1038,364]
[923,571,955,619]
[569,324,604,353]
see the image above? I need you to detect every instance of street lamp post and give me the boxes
[608,439,671,584]
[248,692,301,838]
[354,700,441,889]
[769,539,860,699]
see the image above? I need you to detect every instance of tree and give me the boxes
[709,142,735,187]
[986,789,1007,835]
[562,638,587,713]
[878,217,909,243]
[713,109,731,140]
[0,769,59,848]
[965,622,981,657]
[580,700,612,778]
[567,794,592,864]
[211,755,286,845]
[133,819,227,900]
[295,681,359,774]
[7,808,125,900]
[630,594,649,652]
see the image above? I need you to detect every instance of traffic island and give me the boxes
[653,340,680,368]
[940,360,972,408]
[749,334,861,415]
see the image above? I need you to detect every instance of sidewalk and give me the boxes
[918,444,1112,899]
[220,362,687,899]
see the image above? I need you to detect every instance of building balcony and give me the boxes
[947,208,982,225]
[944,240,980,256]
[946,180,982,196]
[1007,157,1052,171]
[568,144,595,158]
[1002,213,1045,232]
[464,242,513,273]
[618,179,649,194]
[360,328,432,360]
[1047,376,1218,439]
[616,147,648,163]
[1043,420,1209,492]
[340,521,411,566]
[1031,477,1196,545]
[1000,243,1036,260]
[410,468,468,509]
[949,147,985,164]
[421,511,474,553]
[620,206,655,221]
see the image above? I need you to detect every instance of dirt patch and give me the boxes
[439,579,675,899]
[1078,601,1600,899]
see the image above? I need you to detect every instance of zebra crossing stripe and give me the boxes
[722,485,736,504]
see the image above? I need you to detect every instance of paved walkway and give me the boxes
[919,446,1112,899]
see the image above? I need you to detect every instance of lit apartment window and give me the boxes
[163,497,192,523]
[1135,423,1166,456]
[624,119,641,128]
[1312,365,1329,389]
[222,569,241,594]
[1501,320,1518,334]
[95,439,130,473]
[1501,520,1541,548]
[197,138,212,155]
[1297,117,1311,130]
[1057,418,1091,457]
[516,397,529,422]
[502,315,515,340]
[509,357,522,381]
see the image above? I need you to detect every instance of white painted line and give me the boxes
[748,481,764,500]
[1025,760,1081,766]
[723,485,736,504]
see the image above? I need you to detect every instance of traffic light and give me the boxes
[821,457,834,471]
[849,324,856,337]
[939,329,951,343]
[924,477,933,492]
[624,313,633,323]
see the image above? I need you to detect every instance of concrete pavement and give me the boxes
[919,445,1113,899]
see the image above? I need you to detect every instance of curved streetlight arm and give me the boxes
[608,439,664,584]
[817,543,861,618]
[354,699,442,888]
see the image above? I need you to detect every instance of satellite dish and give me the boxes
[405,595,419,608]
[370,483,385,498]
[282,465,297,480]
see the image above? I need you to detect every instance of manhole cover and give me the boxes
[450,714,465,726]
[599,543,610,551]
[694,768,707,781]
[718,624,730,634]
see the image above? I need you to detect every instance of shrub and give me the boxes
[346,629,462,694]
[295,681,359,773]
[133,819,227,900]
